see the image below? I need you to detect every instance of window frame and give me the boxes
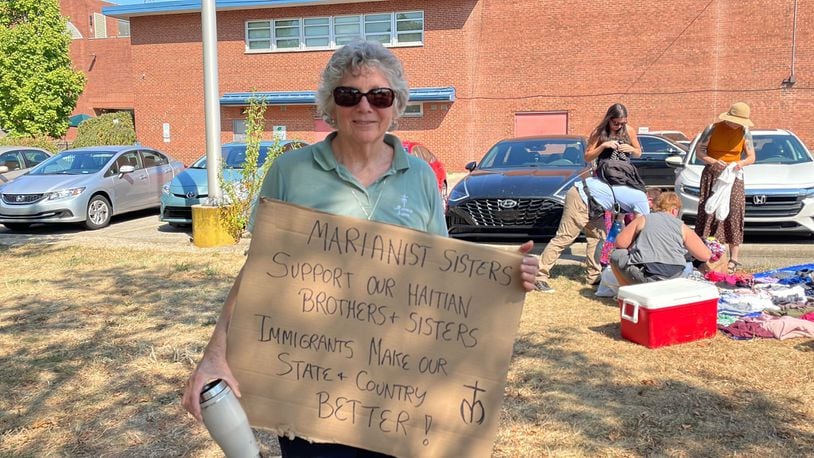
[117,19,131,38]
[245,10,424,54]
[402,103,423,118]
[93,12,107,39]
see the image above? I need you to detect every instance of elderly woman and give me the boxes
[181,39,538,456]
[694,102,756,273]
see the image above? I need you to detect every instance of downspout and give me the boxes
[782,0,798,86]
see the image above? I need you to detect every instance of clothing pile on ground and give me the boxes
[714,264,814,340]
[596,263,814,341]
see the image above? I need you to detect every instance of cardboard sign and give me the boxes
[226,199,527,457]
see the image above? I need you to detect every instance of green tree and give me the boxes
[0,0,86,137]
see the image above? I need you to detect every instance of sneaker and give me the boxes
[534,280,554,293]
[586,277,601,286]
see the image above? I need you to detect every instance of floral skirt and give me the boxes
[694,164,745,245]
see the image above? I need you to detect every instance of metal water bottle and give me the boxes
[199,379,261,458]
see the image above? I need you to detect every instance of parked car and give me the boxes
[0,146,52,184]
[402,140,448,200]
[0,145,184,230]
[667,128,814,236]
[633,133,688,188]
[647,130,691,147]
[445,135,590,241]
[160,140,308,227]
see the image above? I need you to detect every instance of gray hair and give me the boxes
[316,39,409,128]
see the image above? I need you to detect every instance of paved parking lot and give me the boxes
[0,209,812,271]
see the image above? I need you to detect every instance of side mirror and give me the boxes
[465,161,477,172]
[119,165,135,174]
[665,155,684,169]
[0,166,8,173]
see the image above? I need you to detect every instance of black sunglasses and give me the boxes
[333,86,395,109]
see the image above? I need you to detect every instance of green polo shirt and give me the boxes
[248,132,447,236]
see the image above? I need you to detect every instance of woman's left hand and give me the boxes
[517,240,540,292]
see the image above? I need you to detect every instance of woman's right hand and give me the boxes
[603,140,619,150]
[181,351,241,422]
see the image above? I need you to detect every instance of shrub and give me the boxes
[0,135,59,153]
[217,97,280,241]
[71,112,136,147]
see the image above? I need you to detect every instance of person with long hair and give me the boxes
[694,102,756,274]
[584,103,642,166]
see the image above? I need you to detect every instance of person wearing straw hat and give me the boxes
[693,102,756,274]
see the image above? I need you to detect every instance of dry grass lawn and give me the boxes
[1,241,812,457]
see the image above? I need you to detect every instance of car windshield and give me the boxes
[689,134,813,165]
[28,151,116,175]
[659,132,689,142]
[477,139,586,169]
[191,144,277,169]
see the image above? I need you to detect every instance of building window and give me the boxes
[274,18,301,49]
[396,11,424,44]
[93,13,107,39]
[403,103,423,117]
[247,21,272,50]
[333,15,361,46]
[67,21,83,39]
[117,19,130,37]
[245,11,424,53]
[233,120,247,142]
[364,13,391,44]
[304,17,330,48]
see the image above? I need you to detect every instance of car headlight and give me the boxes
[45,187,85,201]
[447,181,470,202]
[804,187,814,199]
[681,184,700,197]
[162,183,171,195]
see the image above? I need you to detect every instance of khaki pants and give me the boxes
[537,187,606,283]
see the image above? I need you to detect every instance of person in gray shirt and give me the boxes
[610,192,711,285]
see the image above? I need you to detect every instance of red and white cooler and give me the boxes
[617,278,719,349]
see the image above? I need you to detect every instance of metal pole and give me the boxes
[202,0,221,202]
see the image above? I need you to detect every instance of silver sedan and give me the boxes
[0,145,184,230]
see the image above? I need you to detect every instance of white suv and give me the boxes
[667,129,814,237]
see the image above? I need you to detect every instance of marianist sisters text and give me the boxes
[305,218,515,286]
[306,219,432,268]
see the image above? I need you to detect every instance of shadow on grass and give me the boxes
[0,243,241,455]
[508,332,814,456]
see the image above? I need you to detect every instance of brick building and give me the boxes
[61,0,134,141]
[104,0,813,170]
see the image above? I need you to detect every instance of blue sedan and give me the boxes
[160,140,307,227]
[0,145,185,230]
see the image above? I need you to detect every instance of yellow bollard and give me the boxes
[191,205,236,247]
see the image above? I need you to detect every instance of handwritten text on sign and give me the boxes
[226,199,526,457]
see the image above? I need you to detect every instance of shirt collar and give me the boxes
[313,132,410,173]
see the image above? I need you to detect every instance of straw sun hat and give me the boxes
[719,102,754,127]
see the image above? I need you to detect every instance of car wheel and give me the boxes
[84,195,112,230]
[3,223,31,231]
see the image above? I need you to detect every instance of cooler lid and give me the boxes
[617,278,719,309]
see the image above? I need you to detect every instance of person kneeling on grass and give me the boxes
[534,176,651,293]
[610,192,711,286]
